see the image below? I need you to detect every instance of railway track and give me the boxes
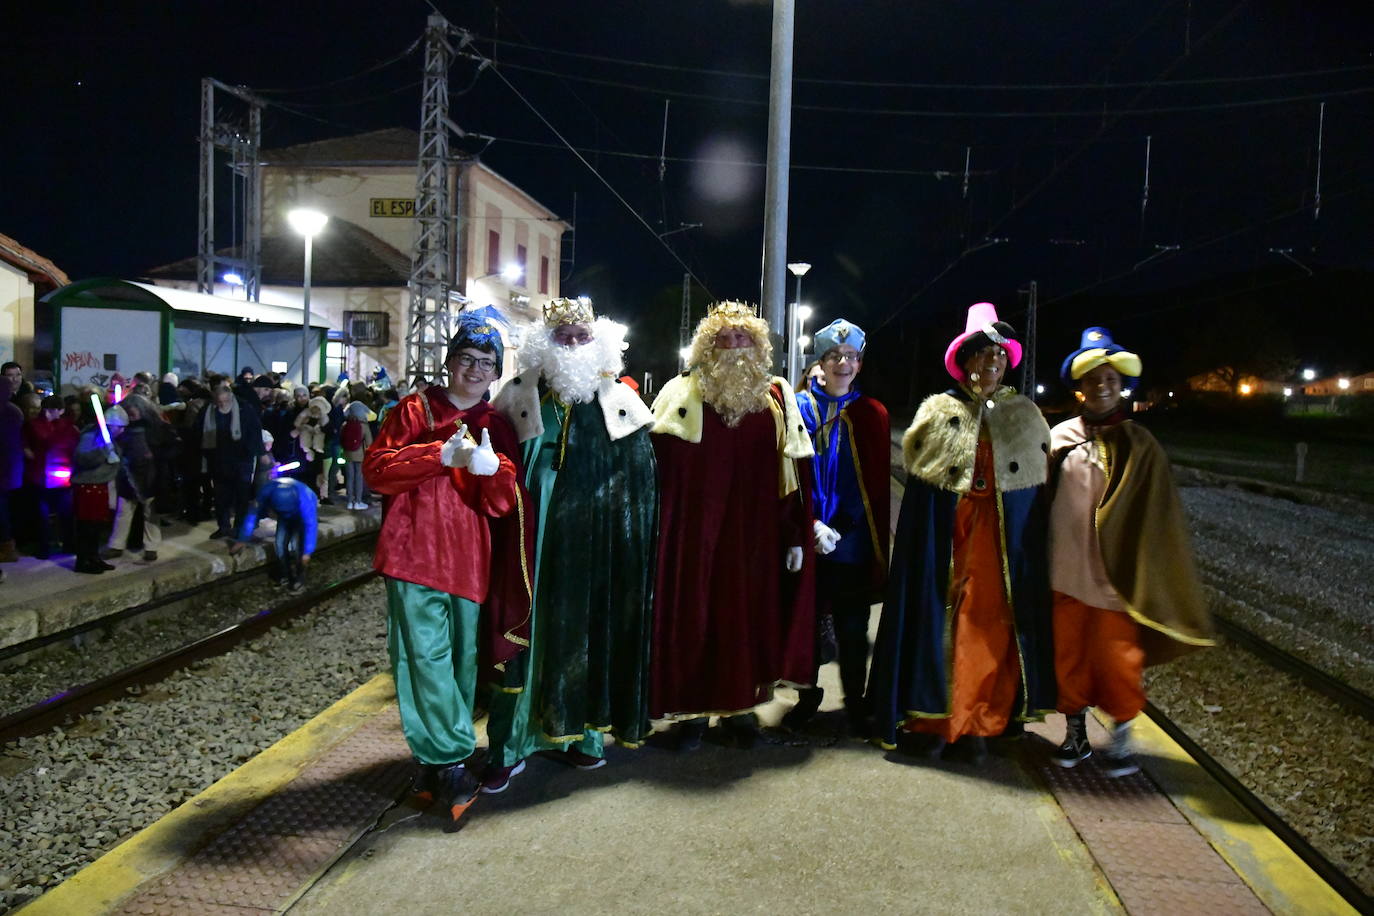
[0,536,379,745]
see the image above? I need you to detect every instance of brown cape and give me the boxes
[1096,421,1215,666]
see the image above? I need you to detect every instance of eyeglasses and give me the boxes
[822,352,861,365]
[453,354,497,372]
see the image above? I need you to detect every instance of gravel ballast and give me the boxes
[0,573,388,914]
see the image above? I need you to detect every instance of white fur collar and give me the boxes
[650,372,813,459]
[493,369,653,443]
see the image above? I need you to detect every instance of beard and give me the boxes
[699,346,772,427]
[520,318,625,404]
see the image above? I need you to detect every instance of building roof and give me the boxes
[0,231,70,291]
[261,128,423,167]
[143,219,410,288]
[40,278,329,328]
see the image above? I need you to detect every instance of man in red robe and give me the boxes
[649,301,816,749]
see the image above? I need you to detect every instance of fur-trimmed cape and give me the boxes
[651,372,813,459]
[494,369,653,444]
[902,386,1050,494]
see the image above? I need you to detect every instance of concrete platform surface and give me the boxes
[0,503,379,654]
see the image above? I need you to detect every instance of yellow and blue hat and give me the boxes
[446,313,505,374]
[1060,327,1142,385]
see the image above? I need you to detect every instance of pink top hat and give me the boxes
[943,302,1023,383]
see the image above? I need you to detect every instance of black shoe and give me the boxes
[1051,713,1092,769]
[721,713,761,749]
[74,560,106,575]
[963,735,990,766]
[781,687,823,732]
[673,718,709,752]
[844,699,872,740]
[208,528,230,540]
[97,560,116,571]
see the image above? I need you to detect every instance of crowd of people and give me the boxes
[0,358,398,581]
[364,297,1215,827]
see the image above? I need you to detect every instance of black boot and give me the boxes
[843,697,871,740]
[673,717,709,752]
[721,712,761,749]
[1051,711,1092,768]
[781,687,823,731]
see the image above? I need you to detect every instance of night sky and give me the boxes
[5,1,1373,400]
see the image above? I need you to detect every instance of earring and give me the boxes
[969,371,981,383]
[1074,391,1086,403]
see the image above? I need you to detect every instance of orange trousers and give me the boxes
[1052,591,1145,723]
[906,459,1020,742]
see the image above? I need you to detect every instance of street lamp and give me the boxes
[786,262,811,384]
[288,208,328,384]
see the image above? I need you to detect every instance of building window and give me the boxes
[487,230,501,276]
[516,244,528,288]
[326,340,347,383]
[539,256,550,294]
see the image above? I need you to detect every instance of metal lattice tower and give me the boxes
[405,14,459,387]
[198,79,263,301]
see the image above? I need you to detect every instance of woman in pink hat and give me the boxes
[867,302,1056,762]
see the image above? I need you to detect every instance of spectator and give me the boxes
[16,392,41,420]
[340,400,374,509]
[157,373,181,409]
[2,362,34,403]
[23,395,78,558]
[323,387,348,503]
[106,394,169,561]
[174,379,213,522]
[375,387,400,428]
[199,384,263,539]
[0,375,24,562]
[72,402,124,574]
[63,395,81,426]
[228,473,318,591]
[292,395,330,498]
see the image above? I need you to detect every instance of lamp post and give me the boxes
[786,262,811,384]
[288,208,328,385]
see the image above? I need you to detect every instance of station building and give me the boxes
[0,232,69,374]
[144,127,570,383]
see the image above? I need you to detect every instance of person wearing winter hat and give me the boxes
[71,401,126,573]
[484,298,658,792]
[1047,328,1213,776]
[23,394,79,558]
[784,318,890,738]
[868,302,1055,762]
[363,313,533,826]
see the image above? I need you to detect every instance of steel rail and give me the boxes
[1144,701,1374,914]
[1213,614,1374,724]
[0,567,379,744]
[0,531,378,665]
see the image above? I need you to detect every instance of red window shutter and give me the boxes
[487,230,500,276]
[539,256,549,294]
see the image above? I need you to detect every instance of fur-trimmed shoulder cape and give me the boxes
[494,369,653,444]
[651,372,813,460]
[902,386,1050,494]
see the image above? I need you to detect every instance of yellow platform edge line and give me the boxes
[21,672,398,916]
[1117,709,1358,916]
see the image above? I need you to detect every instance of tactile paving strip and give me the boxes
[1030,714,1272,914]
[112,706,412,916]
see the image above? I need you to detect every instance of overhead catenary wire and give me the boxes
[463,43,715,298]
[477,34,1374,92]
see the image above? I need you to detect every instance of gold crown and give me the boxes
[708,300,759,320]
[543,297,595,327]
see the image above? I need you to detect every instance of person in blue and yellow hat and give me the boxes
[363,313,535,826]
[785,318,890,737]
[1047,327,1214,776]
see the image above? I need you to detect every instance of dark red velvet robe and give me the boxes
[650,402,816,717]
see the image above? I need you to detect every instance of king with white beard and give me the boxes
[483,298,659,793]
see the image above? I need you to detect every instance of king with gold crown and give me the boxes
[647,301,818,749]
[483,297,659,793]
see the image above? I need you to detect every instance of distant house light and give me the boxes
[1338,378,1351,390]
[1035,384,1045,394]
[1302,368,1317,381]
[1239,383,1253,395]
[1283,387,1293,397]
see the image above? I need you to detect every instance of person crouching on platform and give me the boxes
[1048,328,1214,776]
[484,298,658,793]
[785,319,890,739]
[228,464,319,591]
[363,315,533,825]
[649,300,816,750]
[868,302,1056,763]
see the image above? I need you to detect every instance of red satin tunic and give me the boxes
[364,388,520,603]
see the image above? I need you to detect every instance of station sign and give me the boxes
[370,198,416,218]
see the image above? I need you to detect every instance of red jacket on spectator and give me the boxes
[23,413,80,488]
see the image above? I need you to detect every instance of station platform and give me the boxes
[0,502,380,656]
[23,657,1355,916]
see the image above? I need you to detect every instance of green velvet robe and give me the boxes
[487,390,658,762]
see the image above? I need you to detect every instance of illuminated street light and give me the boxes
[500,263,523,283]
[798,334,811,349]
[1239,383,1252,395]
[797,304,813,322]
[786,262,812,384]
[288,208,328,384]
[223,272,243,286]
[1338,378,1351,390]
[1302,368,1316,381]
[1035,384,1045,395]
[1283,387,1293,397]
[679,346,693,364]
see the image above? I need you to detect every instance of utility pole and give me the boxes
[406,13,463,387]
[679,272,691,370]
[1021,280,1038,399]
[760,0,795,373]
[198,79,263,301]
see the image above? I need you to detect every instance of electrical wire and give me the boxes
[468,45,715,298]
[254,38,422,94]
[478,34,1374,92]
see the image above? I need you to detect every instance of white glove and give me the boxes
[467,427,500,477]
[440,423,476,469]
[785,546,804,573]
[105,447,120,464]
[812,520,840,555]
[302,448,314,462]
